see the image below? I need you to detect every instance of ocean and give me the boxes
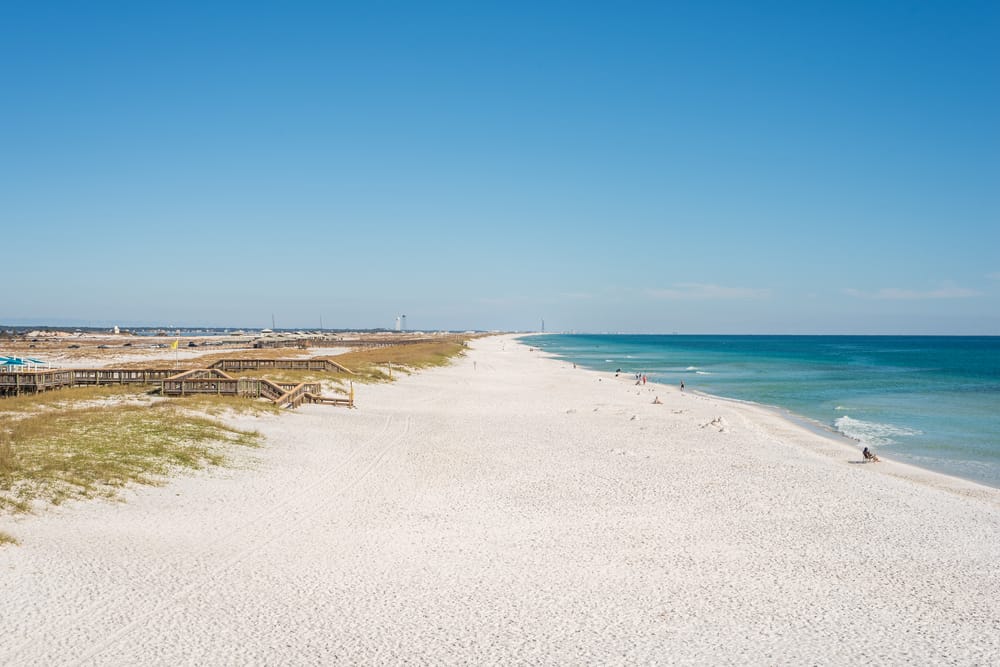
[528,334,1000,488]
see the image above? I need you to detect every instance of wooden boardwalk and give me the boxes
[0,363,354,409]
[209,358,355,374]
[1,368,180,396]
[160,369,331,409]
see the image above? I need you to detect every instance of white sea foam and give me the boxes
[696,371,711,375]
[834,416,922,447]
[685,366,699,371]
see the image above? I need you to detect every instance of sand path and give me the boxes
[2,335,998,664]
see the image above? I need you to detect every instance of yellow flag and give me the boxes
[170,339,179,350]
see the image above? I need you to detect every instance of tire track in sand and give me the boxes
[1,413,396,666]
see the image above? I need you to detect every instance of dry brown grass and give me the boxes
[0,530,17,547]
[116,346,306,370]
[0,398,260,514]
[218,368,341,386]
[326,336,473,383]
[165,393,283,417]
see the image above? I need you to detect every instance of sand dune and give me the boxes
[2,335,998,664]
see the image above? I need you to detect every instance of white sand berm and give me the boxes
[2,335,998,664]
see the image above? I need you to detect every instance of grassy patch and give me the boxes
[166,394,283,416]
[0,530,17,546]
[0,385,149,416]
[116,347,306,370]
[328,337,474,383]
[223,369,329,385]
[0,400,260,513]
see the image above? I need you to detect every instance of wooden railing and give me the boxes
[0,369,75,394]
[2,366,350,409]
[209,358,356,375]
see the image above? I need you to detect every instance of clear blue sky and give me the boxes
[3,1,998,333]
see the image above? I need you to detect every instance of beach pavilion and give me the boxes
[0,356,48,371]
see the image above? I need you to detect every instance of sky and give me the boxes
[2,1,998,334]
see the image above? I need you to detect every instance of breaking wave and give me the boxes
[834,415,922,447]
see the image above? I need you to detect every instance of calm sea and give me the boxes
[528,335,1000,488]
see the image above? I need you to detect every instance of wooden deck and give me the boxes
[72,368,185,385]
[160,371,326,409]
[0,369,76,395]
[0,366,353,408]
[209,358,356,374]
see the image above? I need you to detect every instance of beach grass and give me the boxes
[0,530,17,547]
[222,369,330,385]
[0,336,473,518]
[166,394,283,416]
[0,398,260,514]
[328,337,472,382]
[116,346,307,370]
[0,384,149,414]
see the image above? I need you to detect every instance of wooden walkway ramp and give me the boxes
[160,369,337,409]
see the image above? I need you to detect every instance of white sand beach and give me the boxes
[2,334,998,665]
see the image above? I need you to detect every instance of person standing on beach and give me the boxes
[680,381,685,391]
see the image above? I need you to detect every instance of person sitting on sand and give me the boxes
[652,396,662,404]
[863,447,880,463]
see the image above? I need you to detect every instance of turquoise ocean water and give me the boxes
[528,335,1000,488]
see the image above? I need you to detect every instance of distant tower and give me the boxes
[394,316,401,331]
[401,314,407,331]
[541,319,545,332]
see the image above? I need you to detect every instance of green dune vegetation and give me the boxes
[0,388,263,517]
[0,335,475,544]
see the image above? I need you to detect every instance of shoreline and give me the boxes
[2,333,998,663]
[521,334,1000,496]
[689,389,1000,501]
